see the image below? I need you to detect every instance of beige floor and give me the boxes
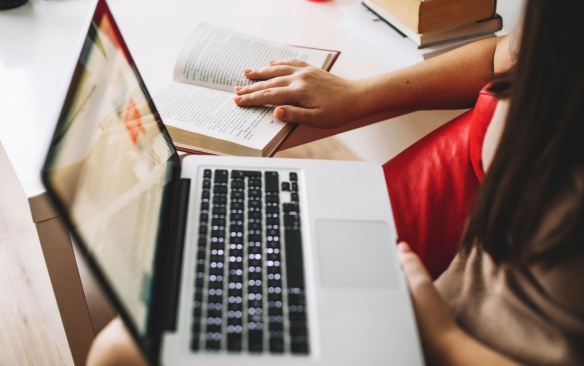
[0,137,358,365]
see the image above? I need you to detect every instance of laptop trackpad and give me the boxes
[316,220,398,289]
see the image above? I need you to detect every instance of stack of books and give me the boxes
[361,0,502,49]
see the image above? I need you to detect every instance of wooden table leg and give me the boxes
[32,195,95,366]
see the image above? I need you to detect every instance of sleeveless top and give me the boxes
[435,90,584,365]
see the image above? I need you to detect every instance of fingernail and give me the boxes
[397,242,409,252]
[234,86,242,92]
[274,108,286,119]
[233,96,242,103]
[244,69,252,74]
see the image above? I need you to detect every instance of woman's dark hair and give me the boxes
[461,0,584,264]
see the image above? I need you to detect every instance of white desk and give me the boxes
[0,0,524,364]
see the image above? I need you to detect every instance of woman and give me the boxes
[235,0,584,362]
[88,0,584,364]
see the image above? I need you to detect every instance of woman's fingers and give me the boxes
[243,64,297,80]
[397,242,434,292]
[268,59,310,67]
[234,86,302,108]
[397,242,457,337]
[273,105,320,124]
[234,76,291,95]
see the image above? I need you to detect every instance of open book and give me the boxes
[154,23,340,157]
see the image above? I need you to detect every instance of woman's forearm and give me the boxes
[354,36,502,119]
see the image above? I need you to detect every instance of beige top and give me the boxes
[435,100,584,365]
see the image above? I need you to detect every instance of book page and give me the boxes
[155,81,286,149]
[173,23,335,93]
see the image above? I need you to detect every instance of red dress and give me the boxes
[382,87,498,278]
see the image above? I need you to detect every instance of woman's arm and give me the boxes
[397,242,520,366]
[234,32,517,129]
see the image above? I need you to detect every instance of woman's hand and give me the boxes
[397,242,519,365]
[233,59,365,128]
[397,242,461,364]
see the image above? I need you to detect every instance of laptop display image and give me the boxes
[41,0,424,364]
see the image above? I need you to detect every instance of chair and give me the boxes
[383,87,498,279]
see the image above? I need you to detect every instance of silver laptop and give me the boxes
[41,0,423,364]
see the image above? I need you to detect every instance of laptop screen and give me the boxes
[42,0,178,336]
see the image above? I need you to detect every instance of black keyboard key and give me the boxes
[245,170,262,177]
[284,214,300,228]
[270,341,285,354]
[291,341,309,354]
[266,217,279,225]
[265,195,279,204]
[212,206,227,216]
[269,337,284,353]
[212,195,227,205]
[190,333,201,351]
[214,170,228,183]
[198,224,208,236]
[231,170,244,179]
[284,229,305,289]
[227,333,242,352]
[283,203,299,213]
[206,338,221,351]
[290,324,308,336]
[211,217,225,226]
[248,328,263,353]
[248,188,262,197]
[213,185,228,194]
[249,178,262,188]
[265,171,279,192]
[248,200,262,209]
[232,170,262,178]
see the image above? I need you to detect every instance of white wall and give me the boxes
[336,0,527,164]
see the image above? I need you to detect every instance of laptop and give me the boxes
[41,0,424,364]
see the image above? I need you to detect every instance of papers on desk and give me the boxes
[341,3,495,66]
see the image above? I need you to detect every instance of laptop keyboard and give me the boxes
[191,168,309,355]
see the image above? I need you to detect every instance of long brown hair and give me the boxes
[461,0,584,264]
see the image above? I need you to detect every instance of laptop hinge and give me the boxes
[161,177,191,332]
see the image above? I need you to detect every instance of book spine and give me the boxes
[418,0,496,33]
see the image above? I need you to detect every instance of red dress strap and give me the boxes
[469,86,499,181]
